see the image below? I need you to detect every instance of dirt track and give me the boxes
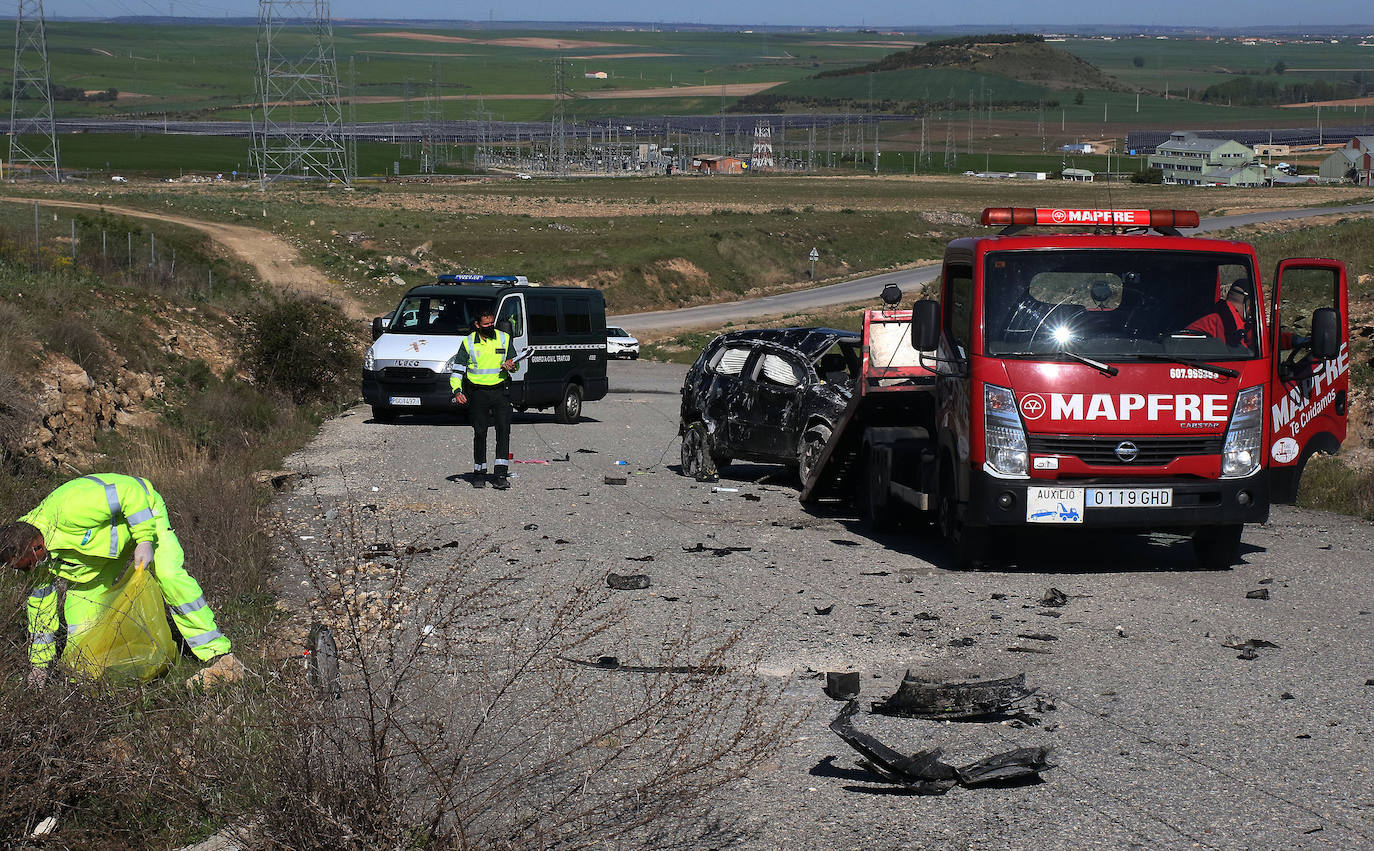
[0,197,366,319]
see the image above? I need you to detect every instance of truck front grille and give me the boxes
[1028,434,1222,466]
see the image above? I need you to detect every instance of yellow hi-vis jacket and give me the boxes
[20,474,162,584]
[449,328,512,390]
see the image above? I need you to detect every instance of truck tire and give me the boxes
[798,425,831,485]
[371,405,396,423]
[1192,524,1243,570]
[857,444,898,533]
[554,383,583,424]
[937,458,990,569]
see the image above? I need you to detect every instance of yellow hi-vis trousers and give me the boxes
[27,516,230,667]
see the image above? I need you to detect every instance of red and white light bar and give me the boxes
[981,207,1200,229]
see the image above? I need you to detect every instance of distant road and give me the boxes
[612,202,1374,334]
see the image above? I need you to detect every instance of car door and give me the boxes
[735,347,809,460]
[1267,259,1349,495]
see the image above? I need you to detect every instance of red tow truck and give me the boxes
[800,207,1350,568]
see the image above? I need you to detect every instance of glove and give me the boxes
[27,667,48,689]
[134,541,155,569]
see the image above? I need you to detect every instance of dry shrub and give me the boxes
[40,316,113,382]
[1297,453,1374,521]
[250,500,800,849]
[0,369,37,465]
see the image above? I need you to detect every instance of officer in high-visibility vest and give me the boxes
[0,474,241,688]
[450,308,524,490]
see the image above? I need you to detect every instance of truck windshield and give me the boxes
[983,249,1259,362]
[385,295,497,336]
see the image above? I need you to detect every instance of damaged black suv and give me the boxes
[679,327,861,482]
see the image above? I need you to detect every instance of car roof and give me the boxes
[404,284,602,298]
[711,327,859,358]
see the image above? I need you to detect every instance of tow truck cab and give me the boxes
[803,207,1349,569]
[361,275,609,424]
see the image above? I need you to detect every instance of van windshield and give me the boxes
[983,249,1259,361]
[385,295,497,336]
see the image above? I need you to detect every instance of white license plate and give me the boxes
[1026,486,1084,524]
[1087,488,1173,508]
[389,396,421,406]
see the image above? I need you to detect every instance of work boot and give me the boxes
[470,472,488,488]
[491,474,510,490]
[186,652,246,690]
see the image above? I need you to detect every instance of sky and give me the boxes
[47,0,1374,29]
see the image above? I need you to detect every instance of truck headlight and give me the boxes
[985,383,1029,478]
[363,347,375,372]
[1221,385,1263,478]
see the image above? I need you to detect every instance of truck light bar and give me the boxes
[437,274,530,285]
[981,208,1200,229]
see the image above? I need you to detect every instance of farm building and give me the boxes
[1061,168,1094,181]
[1147,131,1256,185]
[1318,137,1374,185]
[690,155,748,174]
[583,71,608,79]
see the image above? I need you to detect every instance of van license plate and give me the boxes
[1087,488,1173,508]
[390,396,421,406]
[1026,486,1083,524]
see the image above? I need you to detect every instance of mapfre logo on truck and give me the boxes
[1039,209,1150,226]
[1020,392,1230,423]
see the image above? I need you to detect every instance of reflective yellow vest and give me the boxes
[19,474,162,584]
[453,329,511,388]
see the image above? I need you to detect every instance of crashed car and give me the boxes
[678,327,861,481]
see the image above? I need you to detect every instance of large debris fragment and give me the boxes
[873,671,1036,719]
[829,701,1054,794]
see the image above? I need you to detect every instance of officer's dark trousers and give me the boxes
[467,381,512,469]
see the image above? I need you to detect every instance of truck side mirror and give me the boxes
[910,299,941,351]
[1310,307,1339,360]
[371,316,386,340]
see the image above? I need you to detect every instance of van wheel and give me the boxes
[554,384,583,424]
[371,405,396,423]
[1192,524,1242,570]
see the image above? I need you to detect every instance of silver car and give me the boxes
[606,326,640,359]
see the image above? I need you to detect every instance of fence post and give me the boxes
[33,201,40,270]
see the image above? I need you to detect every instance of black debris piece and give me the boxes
[1281,692,1295,700]
[606,573,651,590]
[1006,646,1053,655]
[948,637,976,647]
[1017,633,1059,642]
[991,593,1008,600]
[523,523,539,531]
[662,596,680,601]
[625,554,655,562]
[682,543,753,557]
[824,671,861,700]
[1040,588,1069,607]
[1366,678,1374,687]
[305,623,341,700]
[956,747,1055,787]
[1223,636,1280,650]
[913,612,940,621]
[814,605,835,616]
[560,655,727,675]
[831,539,861,547]
[873,672,1037,720]
[1246,588,1270,600]
[860,571,891,577]
[553,453,571,462]
[361,504,377,512]
[575,448,599,454]
[741,493,762,502]
[829,701,1053,794]
[1258,577,1273,584]
[554,538,571,545]
[604,475,628,486]
[360,542,393,558]
[545,487,570,491]
[1037,611,1063,618]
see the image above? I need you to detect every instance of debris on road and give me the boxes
[814,605,835,616]
[1246,588,1271,600]
[829,701,1053,794]
[1039,588,1069,607]
[873,672,1036,720]
[1016,633,1058,642]
[560,655,728,675]
[305,623,340,699]
[712,486,739,493]
[625,554,655,562]
[824,671,861,700]
[682,542,752,557]
[831,539,861,547]
[1223,636,1280,660]
[741,493,762,501]
[575,448,599,454]
[606,573,651,590]
[604,475,628,485]
[1005,645,1053,655]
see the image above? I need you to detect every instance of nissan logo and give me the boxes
[1115,441,1139,462]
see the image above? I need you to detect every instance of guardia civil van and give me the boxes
[362,275,609,423]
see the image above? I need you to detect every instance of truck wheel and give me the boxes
[1192,524,1243,570]
[798,425,831,485]
[857,445,898,533]
[554,383,583,424]
[937,460,990,569]
[371,405,396,423]
[680,421,718,481]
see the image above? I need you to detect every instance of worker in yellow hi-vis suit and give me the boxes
[0,474,241,687]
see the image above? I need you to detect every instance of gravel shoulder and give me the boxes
[272,360,1374,849]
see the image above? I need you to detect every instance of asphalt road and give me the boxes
[610,202,1374,334]
[274,359,1373,849]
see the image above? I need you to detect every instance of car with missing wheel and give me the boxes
[362,275,608,424]
[678,327,861,481]
[606,326,640,359]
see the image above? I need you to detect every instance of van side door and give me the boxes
[1268,259,1349,498]
[497,293,529,399]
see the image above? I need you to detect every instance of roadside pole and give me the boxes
[809,247,819,280]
